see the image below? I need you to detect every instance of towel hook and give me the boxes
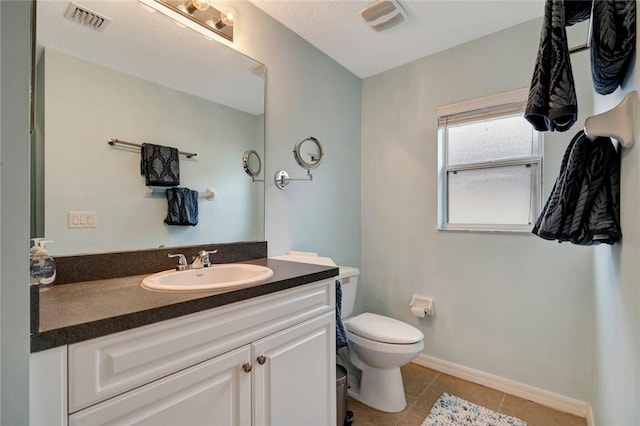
[584,91,636,149]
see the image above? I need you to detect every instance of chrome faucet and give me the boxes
[167,253,188,271]
[191,250,218,269]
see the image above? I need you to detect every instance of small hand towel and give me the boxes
[164,187,198,226]
[336,280,349,352]
[532,130,621,245]
[140,143,180,187]
[524,0,578,132]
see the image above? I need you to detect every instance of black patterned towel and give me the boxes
[164,187,198,226]
[140,143,180,187]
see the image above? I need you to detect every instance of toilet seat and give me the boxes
[345,313,423,344]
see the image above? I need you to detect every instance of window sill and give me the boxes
[437,225,534,234]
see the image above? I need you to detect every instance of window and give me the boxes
[437,89,542,232]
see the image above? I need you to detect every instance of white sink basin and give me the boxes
[141,263,274,292]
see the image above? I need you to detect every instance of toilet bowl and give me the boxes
[337,267,424,413]
[343,312,424,412]
[346,313,424,368]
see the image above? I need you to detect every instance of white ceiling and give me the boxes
[249,0,545,78]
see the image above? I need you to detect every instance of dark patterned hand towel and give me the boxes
[164,187,198,226]
[140,143,180,187]
[532,130,621,245]
[336,280,349,352]
[591,0,636,95]
[525,0,578,132]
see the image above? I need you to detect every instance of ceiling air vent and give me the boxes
[360,0,407,32]
[64,2,111,32]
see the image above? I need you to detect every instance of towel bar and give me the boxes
[108,138,197,158]
[143,186,215,200]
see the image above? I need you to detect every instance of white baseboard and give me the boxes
[413,354,591,419]
[586,405,596,426]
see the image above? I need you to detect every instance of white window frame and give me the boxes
[437,88,543,233]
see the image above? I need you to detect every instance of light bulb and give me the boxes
[184,0,209,14]
[209,6,237,29]
[192,0,209,11]
[220,6,237,27]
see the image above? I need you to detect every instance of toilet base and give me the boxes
[347,365,406,413]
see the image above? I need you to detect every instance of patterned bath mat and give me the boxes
[422,393,527,426]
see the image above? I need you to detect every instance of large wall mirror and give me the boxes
[32,0,265,255]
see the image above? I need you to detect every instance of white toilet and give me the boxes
[338,266,424,413]
[270,253,424,413]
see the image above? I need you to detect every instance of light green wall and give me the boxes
[361,18,595,401]
[1,1,31,423]
[591,5,640,424]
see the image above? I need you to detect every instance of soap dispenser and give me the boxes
[30,238,56,291]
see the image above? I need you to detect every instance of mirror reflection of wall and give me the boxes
[32,0,266,256]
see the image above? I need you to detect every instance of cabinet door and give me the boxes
[253,311,336,426]
[69,346,252,426]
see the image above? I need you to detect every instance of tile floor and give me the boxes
[347,363,587,426]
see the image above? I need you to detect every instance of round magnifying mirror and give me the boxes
[293,137,323,170]
[242,150,262,178]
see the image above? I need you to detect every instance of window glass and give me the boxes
[447,164,539,225]
[447,115,538,165]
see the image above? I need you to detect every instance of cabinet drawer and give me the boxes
[69,280,333,412]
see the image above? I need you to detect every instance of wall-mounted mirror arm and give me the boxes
[276,137,324,190]
[274,169,314,189]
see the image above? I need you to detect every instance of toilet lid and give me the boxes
[345,313,424,344]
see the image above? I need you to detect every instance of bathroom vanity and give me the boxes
[30,255,339,426]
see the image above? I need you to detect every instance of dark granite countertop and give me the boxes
[31,258,339,352]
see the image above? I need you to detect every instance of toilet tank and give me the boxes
[337,266,359,318]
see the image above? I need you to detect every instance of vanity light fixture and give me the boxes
[138,0,236,42]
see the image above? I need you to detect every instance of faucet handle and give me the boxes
[194,250,217,268]
[168,253,188,271]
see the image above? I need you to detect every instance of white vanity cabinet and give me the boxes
[31,279,336,426]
